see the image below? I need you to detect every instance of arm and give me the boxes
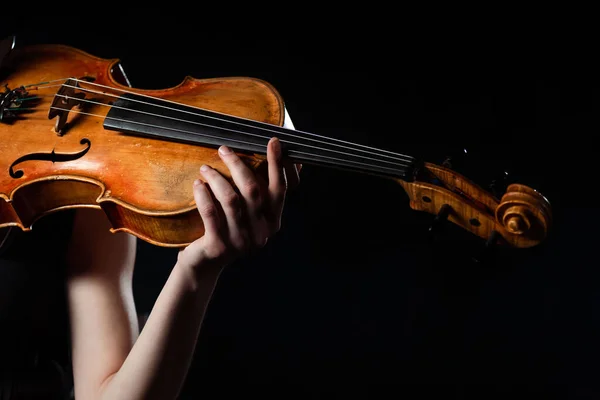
[67,137,294,400]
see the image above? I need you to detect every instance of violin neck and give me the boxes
[103,93,417,180]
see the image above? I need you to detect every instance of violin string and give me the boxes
[27,78,414,162]
[48,105,410,174]
[22,78,75,88]
[67,82,414,163]
[52,93,411,169]
[9,88,412,171]
[22,84,66,90]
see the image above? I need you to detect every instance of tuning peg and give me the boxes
[471,229,500,263]
[442,148,469,171]
[428,203,451,238]
[488,169,511,199]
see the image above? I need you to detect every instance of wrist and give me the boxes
[174,258,224,292]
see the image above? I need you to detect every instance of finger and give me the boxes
[192,179,220,237]
[218,145,263,212]
[267,137,287,207]
[199,164,245,246]
[254,170,269,195]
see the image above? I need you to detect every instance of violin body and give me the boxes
[0,43,284,246]
[0,40,552,249]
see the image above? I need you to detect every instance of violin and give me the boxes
[0,37,552,249]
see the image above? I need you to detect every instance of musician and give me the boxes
[0,137,299,399]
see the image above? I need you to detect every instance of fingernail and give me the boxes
[200,164,210,172]
[193,179,202,186]
[219,146,232,155]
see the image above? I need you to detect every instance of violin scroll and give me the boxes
[0,41,552,251]
[397,162,552,248]
[495,183,551,240]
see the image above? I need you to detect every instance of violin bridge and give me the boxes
[48,78,87,135]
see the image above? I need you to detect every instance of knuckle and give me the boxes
[231,234,250,252]
[252,231,268,248]
[199,204,218,218]
[272,191,285,205]
[242,181,261,201]
[257,236,268,248]
[205,237,227,259]
[221,191,240,208]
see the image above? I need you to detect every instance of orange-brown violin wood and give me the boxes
[398,163,551,248]
[1,44,552,249]
[0,44,285,247]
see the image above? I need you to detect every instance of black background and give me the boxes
[2,16,599,398]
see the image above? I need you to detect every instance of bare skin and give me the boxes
[66,137,299,400]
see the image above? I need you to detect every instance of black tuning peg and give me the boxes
[442,148,469,171]
[428,203,451,238]
[488,169,512,199]
[471,230,500,263]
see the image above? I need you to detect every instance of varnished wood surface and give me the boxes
[0,44,285,246]
[0,44,552,249]
[398,163,551,248]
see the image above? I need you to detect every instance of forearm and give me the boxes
[98,262,222,400]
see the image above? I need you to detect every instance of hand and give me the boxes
[176,137,298,273]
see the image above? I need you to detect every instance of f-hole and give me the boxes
[9,138,91,178]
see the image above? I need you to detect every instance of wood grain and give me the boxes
[0,44,285,246]
[397,163,551,248]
